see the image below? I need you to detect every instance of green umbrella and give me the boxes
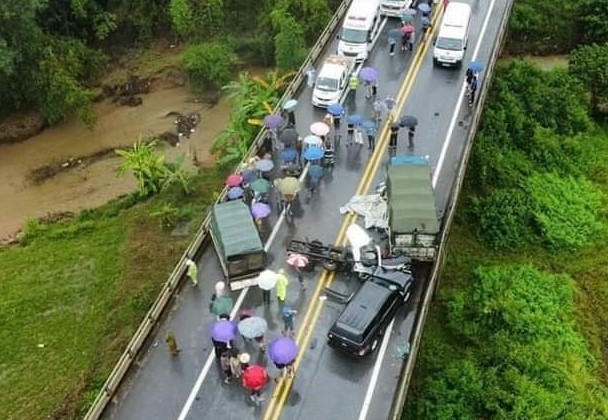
[211,296,234,316]
[401,15,414,23]
[274,177,301,196]
[250,178,270,194]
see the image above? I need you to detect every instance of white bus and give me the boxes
[432,2,472,68]
[337,0,383,62]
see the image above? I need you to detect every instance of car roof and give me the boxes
[319,64,345,78]
[332,281,393,341]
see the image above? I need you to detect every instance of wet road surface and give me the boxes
[102,0,510,419]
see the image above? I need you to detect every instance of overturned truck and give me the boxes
[386,156,441,261]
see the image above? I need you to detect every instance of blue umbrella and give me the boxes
[308,164,324,180]
[384,97,396,111]
[241,170,257,184]
[263,114,284,130]
[347,114,364,125]
[279,148,298,163]
[303,146,324,161]
[361,119,376,131]
[268,336,299,365]
[327,102,344,117]
[256,159,274,172]
[418,3,431,13]
[228,186,244,199]
[210,319,237,343]
[283,99,298,112]
[468,60,484,73]
[359,67,379,84]
[238,316,268,339]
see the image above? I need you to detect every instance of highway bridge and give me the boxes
[92,0,514,419]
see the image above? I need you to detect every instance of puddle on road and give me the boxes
[0,86,230,237]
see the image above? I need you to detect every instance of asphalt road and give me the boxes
[102,0,509,419]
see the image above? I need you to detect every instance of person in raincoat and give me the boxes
[276,269,289,311]
[348,75,360,104]
[282,305,298,336]
[185,259,198,286]
[208,281,226,313]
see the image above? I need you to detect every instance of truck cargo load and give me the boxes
[386,156,440,261]
[209,200,267,290]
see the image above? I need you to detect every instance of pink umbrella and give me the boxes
[401,24,415,34]
[226,173,243,187]
[310,122,330,137]
[286,253,309,268]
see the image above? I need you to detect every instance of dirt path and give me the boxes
[0,85,230,238]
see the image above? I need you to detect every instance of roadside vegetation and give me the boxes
[403,0,608,415]
[1,1,339,419]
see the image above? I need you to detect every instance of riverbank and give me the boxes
[0,45,233,239]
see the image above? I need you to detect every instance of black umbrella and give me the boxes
[279,128,299,144]
[399,115,418,128]
[390,122,401,131]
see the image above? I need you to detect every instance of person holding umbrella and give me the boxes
[269,336,299,379]
[257,269,277,306]
[287,252,309,288]
[210,319,237,358]
[242,364,269,406]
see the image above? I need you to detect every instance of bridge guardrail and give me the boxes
[82,1,353,419]
[388,0,516,418]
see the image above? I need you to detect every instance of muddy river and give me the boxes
[0,86,230,238]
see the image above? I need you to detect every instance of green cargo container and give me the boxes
[209,200,267,289]
[387,156,440,261]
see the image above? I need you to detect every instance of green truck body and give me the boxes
[386,156,441,261]
[209,200,267,290]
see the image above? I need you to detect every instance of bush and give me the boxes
[405,265,608,419]
[471,189,532,250]
[526,173,604,250]
[181,42,234,90]
[270,10,307,71]
[569,43,608,116]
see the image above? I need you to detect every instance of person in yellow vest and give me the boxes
[276,269,289,311]
[348,75,360,105]
[185,258,198,286]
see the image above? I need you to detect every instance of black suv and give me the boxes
[327,267,414,357]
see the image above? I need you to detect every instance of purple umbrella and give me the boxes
[359,67,379,84]
[251,202,271,219]
[210,319,237,343]
[256,159,274,173]
[268,336,299,365]
[264,114,285,130]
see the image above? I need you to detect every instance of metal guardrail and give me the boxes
[82,2,353,419]
[388,0,517,418]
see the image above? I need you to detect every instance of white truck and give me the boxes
[311,55,356,108]
[380,0,413,18]
[337,0,383,62]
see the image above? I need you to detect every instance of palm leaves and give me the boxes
[116,139,193,197]
[212,69,293,164]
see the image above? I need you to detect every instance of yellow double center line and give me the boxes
[263,10,444,420]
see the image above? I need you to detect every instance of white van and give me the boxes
[337,0,383,62]
[311,55,356,108]
[380,0,412,18]
[433,2,472,68]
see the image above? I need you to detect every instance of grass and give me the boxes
[0,167,225,420]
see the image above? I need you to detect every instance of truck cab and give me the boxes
[312,55,355,108]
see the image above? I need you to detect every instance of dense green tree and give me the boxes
[181,41,234,90]
[270,9,307,71]
[577,0,608,45]
[569,43,608,116]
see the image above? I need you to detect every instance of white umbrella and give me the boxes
[257,269,278,290]
[310,122,330,137]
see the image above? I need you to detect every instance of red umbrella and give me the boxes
[226,173,243,187]
[401,24,415,34]
[286,253,309,268]
[242,365,268,391]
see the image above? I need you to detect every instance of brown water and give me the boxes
[0,86,230,238]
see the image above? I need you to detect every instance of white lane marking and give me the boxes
[177,163,309,420]
[359,1,499,419]
[357,320,395,420]
[432,0,498,188]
